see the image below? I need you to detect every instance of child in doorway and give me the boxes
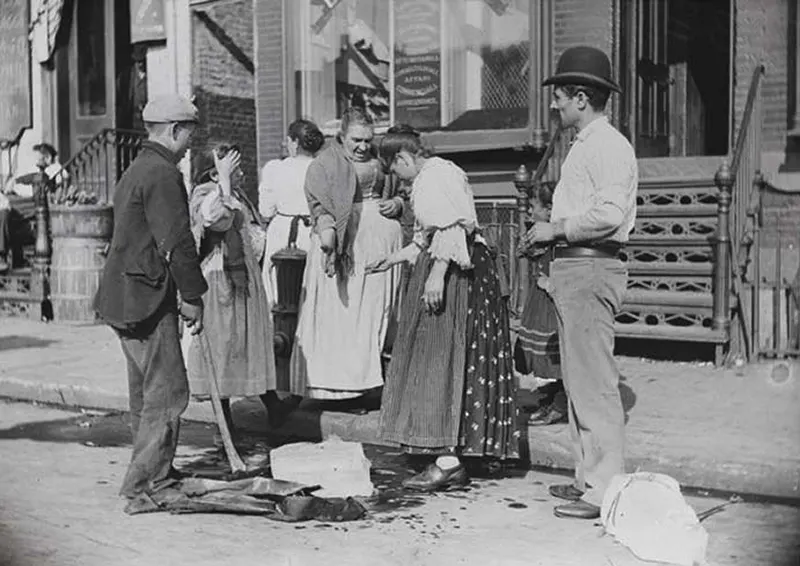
[515,181,566,426]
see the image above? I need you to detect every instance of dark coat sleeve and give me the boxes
[141,166,207,303]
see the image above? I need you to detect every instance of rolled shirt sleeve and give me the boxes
[428,225,472,269]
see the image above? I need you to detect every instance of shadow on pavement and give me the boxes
[0,410,217,449]
[0,335,58,351]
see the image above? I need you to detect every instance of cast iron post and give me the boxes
[514,164,533,314]
[713,160,733,335]
[32,168,52,321]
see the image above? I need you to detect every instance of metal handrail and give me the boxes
[57,128,147,204]
[714,64,765,363]
[730,66,765,176]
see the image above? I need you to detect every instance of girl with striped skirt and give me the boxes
[367,126,520,491]
[514,183,567,425]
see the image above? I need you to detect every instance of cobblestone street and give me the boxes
[1,400,798,566]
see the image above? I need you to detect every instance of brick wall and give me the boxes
[550,0,617,157]
[553,0,615,59]
[254,0,286,172]
[191,0,258,201]
[735,0,790,154]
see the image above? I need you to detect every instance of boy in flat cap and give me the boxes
[522,46,638,519]
[94,94,208,504]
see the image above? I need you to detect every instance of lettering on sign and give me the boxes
[0,0,31,143]
[393,0,441,129]
[130,0,166,43]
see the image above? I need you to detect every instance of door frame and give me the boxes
[616,0,735,157]
[60,0,118,158]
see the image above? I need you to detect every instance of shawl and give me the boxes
[189,181,261,295]
[304,141,357,274]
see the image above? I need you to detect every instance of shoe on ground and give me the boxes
[553,499,600,519]
[402,463,469,492]
[528,403,567,426]
[0,259,8,274]
[548,483,584,501]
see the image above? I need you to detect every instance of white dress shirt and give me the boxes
[550,116,638,244]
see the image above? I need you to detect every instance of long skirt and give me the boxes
[262,213,312,307]
[514,252,561,379]
[378,241,520,459]
[182,241,276,400]
[290,200,402,399]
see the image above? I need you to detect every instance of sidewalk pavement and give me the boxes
[1,317,799,500]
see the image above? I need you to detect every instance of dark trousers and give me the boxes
[116,306,189,498]
[0,208,9,256]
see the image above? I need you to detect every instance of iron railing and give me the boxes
[747,177,800,360]
[56,128,147,204]
[714,65,765,362]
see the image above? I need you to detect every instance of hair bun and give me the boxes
[387,124,420,137]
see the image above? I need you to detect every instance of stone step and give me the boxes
[623,288,713,308]
[637,203,718,217]
[613,322,727,343]
[627,261,713,276]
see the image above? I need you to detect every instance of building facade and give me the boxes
[4,0,796,198]
[250,0,798,197]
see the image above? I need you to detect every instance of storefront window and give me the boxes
[76,0,107,116]
[292,0,530,134]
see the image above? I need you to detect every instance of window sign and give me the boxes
[130,0,166,43]
[393,0,442,129]
[292,0,530,136]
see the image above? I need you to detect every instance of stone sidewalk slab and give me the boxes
[1,317,799,500]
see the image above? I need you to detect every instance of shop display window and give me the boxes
[291,0,530,137]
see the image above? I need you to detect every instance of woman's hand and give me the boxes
[378,198,402,218]
[213,149,241,193]
[422,260,448,313]
[365,244,420,274]
[323,251,337,278]
[319,228,336,253]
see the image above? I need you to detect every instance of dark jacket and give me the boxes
[94,141,208,329]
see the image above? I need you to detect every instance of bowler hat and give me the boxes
[142,94,199,123]
[543,46,621,93]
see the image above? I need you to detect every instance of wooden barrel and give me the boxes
[50,204,114,323]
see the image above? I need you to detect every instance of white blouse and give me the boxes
[258,156,314,219]
[410,157,479,269]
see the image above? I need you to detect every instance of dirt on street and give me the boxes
[0,400,798,566]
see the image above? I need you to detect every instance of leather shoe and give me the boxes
[554,500,600,520]
[402,463,469,492]
[527,404,567,426]
[548,483,584,501]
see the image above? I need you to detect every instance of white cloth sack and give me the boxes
[601,472,709,566]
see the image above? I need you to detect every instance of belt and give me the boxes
[554,242,622,260]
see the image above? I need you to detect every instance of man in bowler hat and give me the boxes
[522,46,638,519]
[94,94,208,505]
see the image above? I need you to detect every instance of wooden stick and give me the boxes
[198,331,247,474]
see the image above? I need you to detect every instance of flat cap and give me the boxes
[142,94,199,123]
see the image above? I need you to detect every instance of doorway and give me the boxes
[57,0,138,159]
[620,0,732,157]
